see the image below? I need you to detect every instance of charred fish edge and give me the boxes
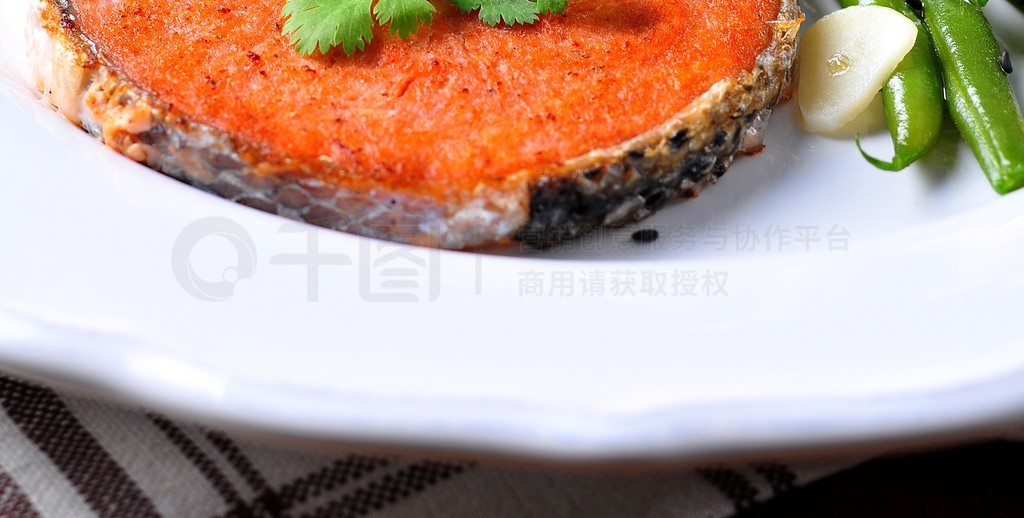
[30,0,801,249]
[516,3,801,246]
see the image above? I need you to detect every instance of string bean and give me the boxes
[838,0,945,171]
[922,0,1024,194]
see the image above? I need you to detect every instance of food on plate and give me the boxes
[29,0,801,248]
[796,5,917,135]
[630,228,659,243]
[281,0,570,56]
[920,0,1024,194]
[801,0,1024,194]
[836,0,944,172]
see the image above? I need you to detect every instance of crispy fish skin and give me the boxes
[30,0,801,249]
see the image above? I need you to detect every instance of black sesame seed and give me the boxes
[1000,50,1013,75]
[668,129,689,151]
[710,129,729,148]
[631,229,659,243]
[571,198,607,219]
[642,189,668,210]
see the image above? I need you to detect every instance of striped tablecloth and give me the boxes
[0,373,889,517]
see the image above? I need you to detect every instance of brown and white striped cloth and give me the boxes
[0,373,853,517]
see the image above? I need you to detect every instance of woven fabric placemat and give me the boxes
[0,373,869,517]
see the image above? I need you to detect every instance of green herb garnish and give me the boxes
[282,0,568,56]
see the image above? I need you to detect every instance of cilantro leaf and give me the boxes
[374,0,436,38]
[535,0,567,14]
[449,0,481,13]
[476,0,538,26]
[282,0,374,56]
[282,0,569,56]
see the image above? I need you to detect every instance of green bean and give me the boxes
[838,0,945,171]
[922,0,1024,194]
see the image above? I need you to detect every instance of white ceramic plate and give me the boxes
[2,0,1024,463]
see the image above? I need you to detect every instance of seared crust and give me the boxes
[31,0,801,249]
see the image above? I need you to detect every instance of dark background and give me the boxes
[738,440,1022,517]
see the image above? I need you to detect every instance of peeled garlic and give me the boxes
[821,92,887,139]
[797,5,918,135]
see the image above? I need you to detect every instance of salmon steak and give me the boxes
[30,0,801,248]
